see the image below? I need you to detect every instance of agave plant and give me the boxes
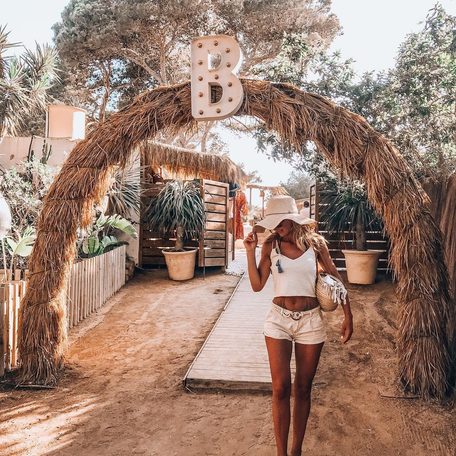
[146,180,205,251]
[320,180,383,251]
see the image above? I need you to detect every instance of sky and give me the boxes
[2,0,456,203]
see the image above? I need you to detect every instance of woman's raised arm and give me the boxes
[244,232,272,292]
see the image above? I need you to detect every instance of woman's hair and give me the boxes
[263,220,328,254]
[288,220,327,254]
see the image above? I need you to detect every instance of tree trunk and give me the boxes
[200,121,214,153]
[98,62,111,123]
[175,225,184,251]
[355,209,366,251]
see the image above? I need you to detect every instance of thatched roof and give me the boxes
[141,141,246,183]
[18,79,454,400]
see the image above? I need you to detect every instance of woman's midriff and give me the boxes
[272,296,319,311]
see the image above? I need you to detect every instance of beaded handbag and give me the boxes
[315,255,348,312]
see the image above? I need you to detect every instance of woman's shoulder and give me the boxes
[311,233,328,253]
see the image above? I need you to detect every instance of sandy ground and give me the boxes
[1,266,455,456]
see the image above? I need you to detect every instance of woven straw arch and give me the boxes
[18,79,454,398]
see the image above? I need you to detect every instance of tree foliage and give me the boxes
[0,26,59,137]
[256,4,456,181]
[53,0,340,122]
[279,170,313,199]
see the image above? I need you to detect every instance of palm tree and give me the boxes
[0,25,58,137]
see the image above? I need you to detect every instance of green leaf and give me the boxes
[82,236,101,255]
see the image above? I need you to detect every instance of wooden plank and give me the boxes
[81,260,85,319]
[204,203,226,213]
[77,262,82,323]
[320,231,389,241]
[142,257,166,265]
[140,248,166,257]
[5,284,12,370]
[329,250,389,259]
[203,258,226,267]
[11,284,19,367]
[202,178,229,188]
[70,263,76,327]
[204,230,226,240]
[204,240,225,249]
[68,265,73,328]
[204,184,227,196]
[66,269,71,328]
[203,194,226,205]
[74,262,79,323]
[139,210,144,268]
[205,249,226,258]
[184,272,277,390]
[141,239,175,248]
[206,221,226,231]
[206,212,227,222]
[90,257,95,314]
[98,252,102,308]
[0,270,13,281]
[0,287,4,376]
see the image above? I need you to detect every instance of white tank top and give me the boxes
[270,239,317,298]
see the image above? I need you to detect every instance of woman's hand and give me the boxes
[243,231,258,252]
[340,314,353,344]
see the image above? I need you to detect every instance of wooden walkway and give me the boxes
[183,272,296,391]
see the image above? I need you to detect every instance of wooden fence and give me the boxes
[1,245,126,374]
[66,245,126,328]
[140,179,229,268]
[310,183,392,274]
[0,281,26,375]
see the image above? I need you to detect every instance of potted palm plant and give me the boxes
[320,180,384,284]
[146,180,205,281]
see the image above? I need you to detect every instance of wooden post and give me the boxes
[0,284,5,376]
[232,193,237,261]
[261,191,265,218]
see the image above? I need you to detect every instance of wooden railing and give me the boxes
[1,245,126,374]
[0,281,27,375]
[66,245,126,328]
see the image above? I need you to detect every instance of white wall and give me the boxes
[0,136,78,168]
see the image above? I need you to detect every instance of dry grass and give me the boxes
[141,141,246,183]
[18,79,455,399]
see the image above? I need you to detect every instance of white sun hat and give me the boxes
[253,195,317,233]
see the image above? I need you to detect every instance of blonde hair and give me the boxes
[265,220,327,255]
[290,221,327,254]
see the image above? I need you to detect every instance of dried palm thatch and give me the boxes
[141,141,247,183]
[18,79,454,399]
[422,173,456,296]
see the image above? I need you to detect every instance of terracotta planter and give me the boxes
[341,249,383,285]
[162,248,197,281]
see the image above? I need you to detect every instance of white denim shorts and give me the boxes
[263,303,327,345]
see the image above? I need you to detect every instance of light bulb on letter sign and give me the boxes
[191,35,244,121]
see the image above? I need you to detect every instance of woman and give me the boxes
[244,195,353,456]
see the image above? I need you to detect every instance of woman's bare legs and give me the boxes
[290,342,324,456]
[265,336,293,456]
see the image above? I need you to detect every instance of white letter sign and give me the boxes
[191,35,244,121]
